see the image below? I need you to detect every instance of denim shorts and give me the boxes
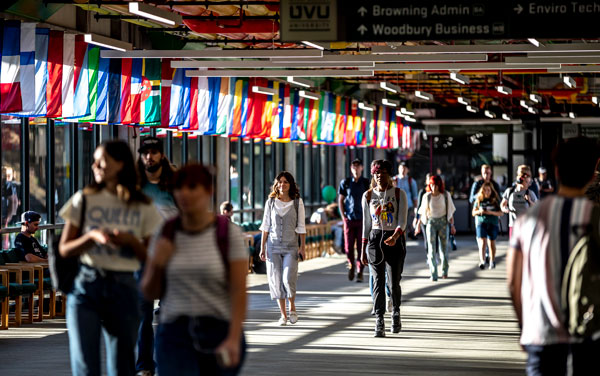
[476,222,499,240]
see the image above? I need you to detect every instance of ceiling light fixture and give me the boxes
[563,75,576,88]
[415,90,433,101]
[457,96,471,106]
[404,116,417,123]
[171,60,370,69]
[252,86,276,96]
[358,102,376,112]
[520,100,530,109]
[497,85,513,95]
[102,49,323,59]
[301,41,326,50]
[287,76,313,88]
[502,113,512,121]
[400,107,415,116]
[371,42,600,54]
[528,107,538,114]
[569,111,576,119]
[396,110,406,118]
[380,81,400,93]
[593,96,599,105]
[527,38,542,48]
[299,90,321,101]
[129,2,182,26]
[84,34,132,52]
[466,105,479,113]
[484,110,496,119]
[530,93,542,103]
[382,98,399,107]
[185,69,374,78]
[450,72,470,85]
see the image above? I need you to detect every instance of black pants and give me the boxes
[368,230,406,317]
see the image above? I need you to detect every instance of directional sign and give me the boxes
[281,0,600,42]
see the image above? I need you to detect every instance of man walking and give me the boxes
[135,136,178,376]
[507,136,600,375]
[469,164,501,204]
[394,162,418,239]
[338,158,370,282]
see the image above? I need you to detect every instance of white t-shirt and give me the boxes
[418,192,456,223]
[259,198,307,234]
[59,189,161,272]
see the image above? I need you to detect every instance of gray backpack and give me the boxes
[561,206,600,339]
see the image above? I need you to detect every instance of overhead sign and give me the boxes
[281,0,600,42]
[280,0,337,42]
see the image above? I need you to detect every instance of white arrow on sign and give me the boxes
[357,25,368,35]
[358,6,368,17]
[514,4,523,14]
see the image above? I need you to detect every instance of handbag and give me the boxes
[49,194,86,293]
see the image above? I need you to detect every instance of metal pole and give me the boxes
[182,132,188,165]
[508,124,514,183]
[21,118,30,211]
[166,131,173,162]
[47,119,56,226]
[71,123,80,193]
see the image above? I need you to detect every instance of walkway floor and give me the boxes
[0,235,526,375]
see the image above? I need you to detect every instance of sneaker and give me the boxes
[430,276,438,282]
[356,270,363,283]
[391,311,401,333]
[441,274,448,279]
[278,316,287,326]
[479,263,485,270]
[374,316,385,337]
[485,255,490,265]
[289,311,299,324]
[386,298,393,313]
[348,266,355,281]
[489,261,496,269]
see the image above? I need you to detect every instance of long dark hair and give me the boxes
[87,140,150,205]
[269,171,300,199]
[137,156,176,192]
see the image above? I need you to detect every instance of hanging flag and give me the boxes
[245,78,269,138]
[270,81,282,140]
[376,106,388,149]
[281,84,292,140]
[94,52,109,123]
[60,33,75,118]
[306,95,320,142]
[78,45,100,122]
[12,26,47,117]
[367,108,377,147]
[18,23,35,114]
[119,58,142,124]
[333,96,346,145]
[389,110,400,149]
[229,78,247,137]
[107,58,121,124]
[319,93,335,143]
[140,58,161,125]
[169,68,190,127]
[70,34,90,118]
[187,76,199,131]
[290,90,301,141]
[345,99,357,146]
[195,76,209,133]
[32,28,49,117]
[161,58,174,127]
[216,77,233,135]
[402,125,412,150]
[1,21,23,113]
[205,77,221,135]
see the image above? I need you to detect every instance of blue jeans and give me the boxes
[156,316,246,376]
[135,265,156,374]
[67,265,141,376]
[524,344,568,376]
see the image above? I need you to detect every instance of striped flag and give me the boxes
[229,78,248,137]
[11,26,47,117]
[333,96,346,145]
[245,78,269,138]
[169,68,190,127]
[60,33,75,117]
[187,76,199,131]
[18,23,36,114]
[205,77,221,135]
[107,58,121,124]
[119,58,132,124]
[215,77,233,135]
[389,110,400,149]
[119,58,142,124]
[161,58,174,127]
[94,52,110,123]
[195,76,209,132]
[280,84,292,141]
[70,34,90,118]
[306,94,320,142]
[345,99,357,146]
[140,58,161,125]
[290,90,301,141]
[1,21,23,113]
[78,46,100,122]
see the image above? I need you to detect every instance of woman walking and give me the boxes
[415,175,456,281]
[360,160,408,337]
[58,140,161,376]
[142,164,248,376]
[259,172,306,326]
[472,182,503,269]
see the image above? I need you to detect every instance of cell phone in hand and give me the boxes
[298,253,304,261]
[216,348,231,368]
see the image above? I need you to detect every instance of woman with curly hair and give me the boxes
[472,181,503,270]
[415,175,456,281]
[259,172,306,326]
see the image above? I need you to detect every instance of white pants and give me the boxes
[266,251,299,300]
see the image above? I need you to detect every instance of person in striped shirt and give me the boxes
[507,136,600,376]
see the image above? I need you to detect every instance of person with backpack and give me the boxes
[141,164,248,376]
[338,158,371,282]
[360,160,408,337]
[394,161,418,239]
[58,140,162,376]
[501,170,537,239]
[471,182,503,270]
[259,171,306,326]
[415,175,456,281]
[507,136,600,375]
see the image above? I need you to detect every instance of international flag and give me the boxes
[140,58,161,125]
[161,58,174,127]
[187,76,199,131]
[11,25,46,117]
[18,23,36,114]
[1,21,23,113]
[306,94,320,142]
[70,34,90,118]
[245,78,270,138]
[402,125,412,150]
[320,93,336,143]
[366,107,377,147]
[119,58,132,124]
[270,81,282,140]
[376,107,389,149]
[205,77,221,135]
[107,58,121,124]
[195,76,209,132]
[215,77,233,135]
[169,68,190,127]
[229,78,248,137]
[77,45,100,122]
[61,33,75,118]
[389,110,400,149]
[279,84,292,141]
[345,99,358,146]
[120,58,142,124]
[94,53,110,123]
[333,96,346,145]
[290,90,301,141]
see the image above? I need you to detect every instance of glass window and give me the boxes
[78,127,94,190]
[241,140,252,223]
[29,121,48,224]
[253,140,264,211]
[55,123,72,223]
[229,138,240,223]
[1,116,22,248]
[171,134,182,168]
[320,145,327,199]
[187,135,199,162]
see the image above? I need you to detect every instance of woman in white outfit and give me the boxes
[259,171,306,326]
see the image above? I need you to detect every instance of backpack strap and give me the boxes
[445,191,449,218]
[294,197,299,227]
[395,187,400,203]
[366,188,373,203]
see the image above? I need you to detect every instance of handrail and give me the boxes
[0,223,64,235]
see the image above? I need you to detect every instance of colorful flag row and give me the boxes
[0,21,415,149]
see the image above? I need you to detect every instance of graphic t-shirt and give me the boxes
[14,233,46,261]
[59,189,161,272]
[362,187,408,239]
[474,198,501,225]
[503,187,538,227]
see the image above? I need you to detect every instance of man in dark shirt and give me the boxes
[14,211,46,262]
[338,158,370,282]
[535,167,555,199]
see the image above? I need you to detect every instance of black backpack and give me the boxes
[561,206,600,339]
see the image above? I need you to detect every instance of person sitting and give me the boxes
[14,211,47,263]
[220,201,234,222]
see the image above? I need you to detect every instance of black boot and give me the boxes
[391,310,401,333]
[374,316,385,337]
